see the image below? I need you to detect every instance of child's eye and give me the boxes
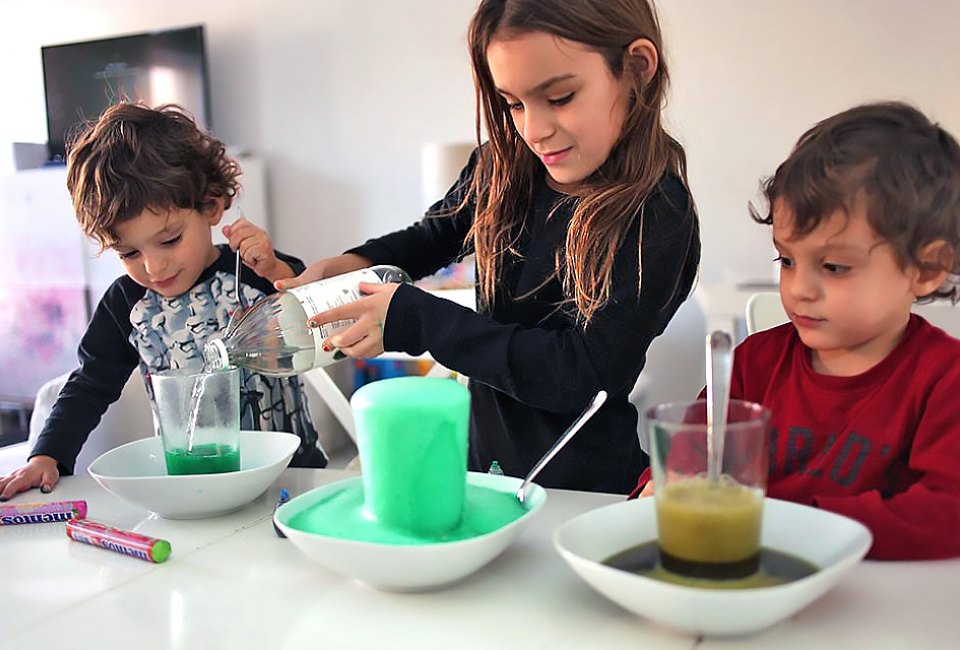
[117,250,139,261]
[162,234,183,247]
[506,100,523,112]
[549,92,574,107]
[823,263,851,275]
[773,255,794,269]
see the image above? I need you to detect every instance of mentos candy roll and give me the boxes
[0,500,88,525]
[66,518,172,563]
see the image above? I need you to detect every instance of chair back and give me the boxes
[745,292,788,335]
[745,291,960,338]
[29,371,154,474]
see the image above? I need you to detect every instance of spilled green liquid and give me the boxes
[287,483,528,545]
[164,444,240,475]
[603,540,818,589]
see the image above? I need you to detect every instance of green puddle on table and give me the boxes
[286,483,527,545]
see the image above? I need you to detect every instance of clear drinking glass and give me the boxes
[647,399,771,579]
[150,367,241,475]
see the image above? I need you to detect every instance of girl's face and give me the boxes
[487,31,633,192]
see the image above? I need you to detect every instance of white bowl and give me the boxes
[88,430,299,519]
[275,471,546,592]
[554,497,871,637]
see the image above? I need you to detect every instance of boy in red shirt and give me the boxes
[635,102,960,560]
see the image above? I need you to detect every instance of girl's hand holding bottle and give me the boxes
[275,253,373,291]
[204,264,411,375]
[308,281,400,359]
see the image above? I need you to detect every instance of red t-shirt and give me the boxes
[633,315,960,560]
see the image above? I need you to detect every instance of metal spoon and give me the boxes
[225,247,246,337]
[234,247,245,311]
[515,390,608,506]
[705,331,734,482]
[232,206,248,314]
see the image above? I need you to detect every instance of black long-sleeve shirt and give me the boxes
[349,156,700,493]
[32,245,328,473]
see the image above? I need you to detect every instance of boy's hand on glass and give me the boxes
[309,282,400,359]
[274,254,372,291]
[638,480,655,498]
[223,218,292,283]
[0,456,60,501]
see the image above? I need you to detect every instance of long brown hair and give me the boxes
[466,0,690,322]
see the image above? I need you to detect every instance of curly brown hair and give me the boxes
[66,102,240,249]
[752,101,960,303]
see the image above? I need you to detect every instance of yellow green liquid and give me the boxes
[164,444,240,475]
[656,475,764,575]
[287,483,527,545]
[603,541,818,589]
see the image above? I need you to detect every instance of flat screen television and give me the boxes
[41,25,211,163]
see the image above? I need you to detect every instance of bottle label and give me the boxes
[288,268,384,341]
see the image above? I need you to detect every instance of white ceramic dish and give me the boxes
[554,497,871,637]
[88,430,299,519]
[275,472,546,592]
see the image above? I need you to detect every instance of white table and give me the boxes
[3,469,958,649]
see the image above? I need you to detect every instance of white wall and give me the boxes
[657,0,960,285]
[2,0,958,283]
[1,0,958,413]
[0,0,478,262]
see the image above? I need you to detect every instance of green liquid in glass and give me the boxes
[164,444,240,475]
[287,483,527,545]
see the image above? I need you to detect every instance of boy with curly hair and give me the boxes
[635,102,960,560]
[0,103,327,499]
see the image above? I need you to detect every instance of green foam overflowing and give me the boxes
[352,377,470,535]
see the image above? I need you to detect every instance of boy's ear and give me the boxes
[625,38,659,84]
[203,197,226,227]
[911,240,954,298]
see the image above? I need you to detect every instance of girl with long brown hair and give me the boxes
[280,0,700,493]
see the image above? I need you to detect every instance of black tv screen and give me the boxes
[42,25,211,162]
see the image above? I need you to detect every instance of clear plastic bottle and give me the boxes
[203,265,412,377]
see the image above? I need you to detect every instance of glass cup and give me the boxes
[647,399,771,579]
[150,367,241,475]
[351,376,470,536]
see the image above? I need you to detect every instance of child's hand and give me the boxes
[0,456,60,501]
[274,253,372,291]
[223,218,293,283]
[638,480,655,498]
[309,282,400,358]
